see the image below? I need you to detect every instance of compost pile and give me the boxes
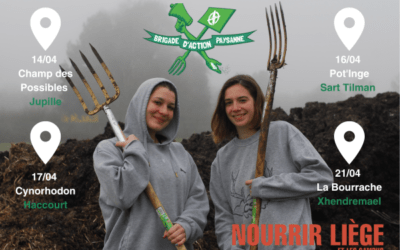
[0,92,398,250]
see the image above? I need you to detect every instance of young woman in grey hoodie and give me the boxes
[210,75,333,250]
[93,78,209,249]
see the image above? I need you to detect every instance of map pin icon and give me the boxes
[30,8,61,51]
[334,8,365,51]
[334,121,365,164]
[30,121,61,164]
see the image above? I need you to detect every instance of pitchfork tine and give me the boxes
[70,58,101,107]
[80,50,111,101]
[275,4,282,61]
[270,7,277,63]
[279,2,287,68]
[265,8,272,70]
[90,44,120,102]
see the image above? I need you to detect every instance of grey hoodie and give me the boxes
[210,121,333,250]
[93,78,209,250]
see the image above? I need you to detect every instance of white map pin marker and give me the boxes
[30,121,61,164]
[30,8,61,51]
[334,8,365,51]
[334,121,365,164]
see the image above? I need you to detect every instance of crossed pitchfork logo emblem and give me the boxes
[145,4,255,75]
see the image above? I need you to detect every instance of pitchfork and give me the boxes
[60,44,187,250]
[250,3,287,250]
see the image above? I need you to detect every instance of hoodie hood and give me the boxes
[123,78,179,145]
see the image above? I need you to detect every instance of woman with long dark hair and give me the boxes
[210,75,333,249]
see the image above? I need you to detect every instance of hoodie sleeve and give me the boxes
[210,155,245,250]
[251,124,333,201]
[93,139,150,210]
[175,154,209,244]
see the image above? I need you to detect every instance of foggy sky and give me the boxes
[0,0,398,143]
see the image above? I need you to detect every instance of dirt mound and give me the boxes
[0,123,124,250]
[0,93,398,250]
